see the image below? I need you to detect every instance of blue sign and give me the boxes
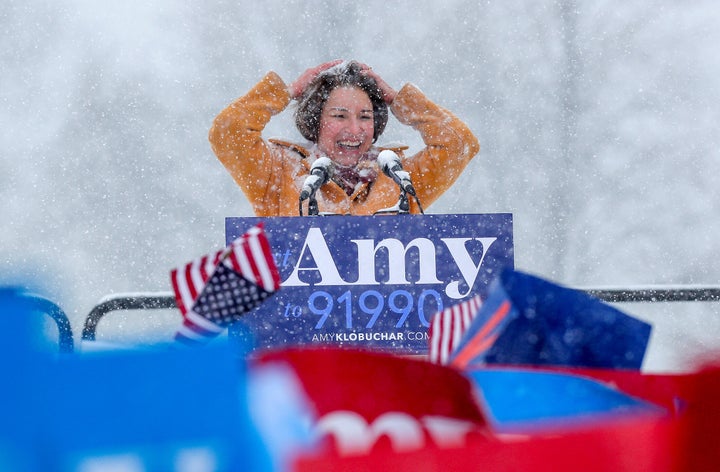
[226,214,514,354]
[0,288,273,471]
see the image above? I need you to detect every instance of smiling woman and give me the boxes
[317,88,375,168]
[209,60,479,216]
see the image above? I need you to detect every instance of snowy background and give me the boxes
[3,0,720,371]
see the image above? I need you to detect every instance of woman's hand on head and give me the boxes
[358,63,397,105]
[288,60,344,99]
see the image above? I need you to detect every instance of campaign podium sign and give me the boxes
[226,214,513,355]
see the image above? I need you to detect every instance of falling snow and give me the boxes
[2,0,720,372]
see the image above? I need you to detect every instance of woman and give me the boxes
[209,60,479,216]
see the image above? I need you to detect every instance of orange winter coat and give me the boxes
[209,71,479,216]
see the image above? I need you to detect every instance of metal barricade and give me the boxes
[81,293,176,342]
[1,292,75,353]
[81,287,720,343]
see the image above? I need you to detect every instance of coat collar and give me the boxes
[268,138,409,200]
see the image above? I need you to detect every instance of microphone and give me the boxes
[377,150,416,196]
[299,157,333,201]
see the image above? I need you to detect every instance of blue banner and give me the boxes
[468,368,665,433]
[450,269,653,369]
[226,214,514,354]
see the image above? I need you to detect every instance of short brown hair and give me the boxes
[295,61,389,143]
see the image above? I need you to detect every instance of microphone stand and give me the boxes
[308,196,319,216]
[398,189,410,214]
[298,194,320,216]
[374,189,424,215]
[413,193,425,214]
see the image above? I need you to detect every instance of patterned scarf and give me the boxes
[332,156,378,195]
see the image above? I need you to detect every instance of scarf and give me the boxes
[332,157,378,196]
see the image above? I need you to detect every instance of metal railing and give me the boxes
[38,296,75,353]
[3,294,75,353]
[80,287,720,342]
[81,293,176,342]
[585,287,720,303]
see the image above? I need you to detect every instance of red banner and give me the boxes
[254,348,491,456]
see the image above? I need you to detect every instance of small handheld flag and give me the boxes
[171,224,281,344]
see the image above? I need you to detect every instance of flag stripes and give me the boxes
[428,295,482,365]
[170,224,280,344]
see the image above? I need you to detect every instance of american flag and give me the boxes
[171,224,281,344]
[427,295,482,365]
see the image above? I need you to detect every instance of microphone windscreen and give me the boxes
[311,156,333,172]
[377,150,400,171]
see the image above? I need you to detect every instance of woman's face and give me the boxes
[317,86,374,167]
